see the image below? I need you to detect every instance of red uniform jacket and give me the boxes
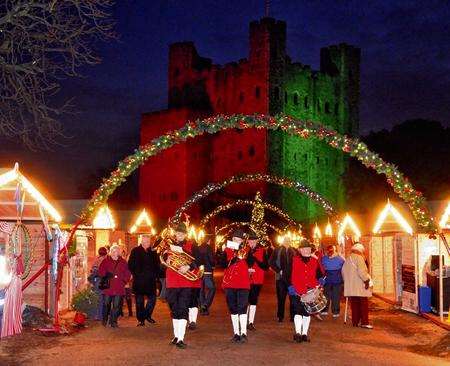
[222,248,250,290]
[291,255,320,295]
[166,240,201,289]
[98,256,131,296]
[249,247,267,285]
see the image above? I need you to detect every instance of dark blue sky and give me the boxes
[2,0,449,199]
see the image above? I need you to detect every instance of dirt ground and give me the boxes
[0,274,449,366]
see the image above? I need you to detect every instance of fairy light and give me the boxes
[325,220,333,237]
[373,200,413,235]
[130,208,153,233]
[313,223,322,239]
[93,205,115,230]
[439,202,450,229]
[338,213,361,241]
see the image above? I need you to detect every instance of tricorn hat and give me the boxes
[231,228,246,239]
[174,222,188,234]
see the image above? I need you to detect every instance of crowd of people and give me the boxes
[88,225,374,349]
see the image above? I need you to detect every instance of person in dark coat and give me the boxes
[98,245,131,328]
[198,233,216,315]
[269,236,294,322]
[128,234,159,326]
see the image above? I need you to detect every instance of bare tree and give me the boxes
[0,0,115,148]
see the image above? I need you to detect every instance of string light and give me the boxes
[130,208,154,234]
[373,200,413,235]
[439,202,450,229]
[338,213,361,240]
[325,219,333,237]
[313,223,322,239]
[93,205,115,230]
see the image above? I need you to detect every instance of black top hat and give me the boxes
[174,222,188,234]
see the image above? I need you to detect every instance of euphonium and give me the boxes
[155,228,204,281]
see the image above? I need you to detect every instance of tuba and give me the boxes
[155,228,204,281]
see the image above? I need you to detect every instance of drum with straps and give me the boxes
[300,287,327,314]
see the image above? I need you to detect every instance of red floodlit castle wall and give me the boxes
[140,18,284,222]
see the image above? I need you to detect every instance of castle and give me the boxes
[139,17,360,224]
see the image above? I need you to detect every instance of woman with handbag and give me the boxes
[341,243,373,329]
[98,244,131,328]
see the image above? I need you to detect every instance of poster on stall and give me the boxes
[401,236,418,313]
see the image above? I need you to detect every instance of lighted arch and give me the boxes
[79,114,436,233]
[170,173,335,224]
[215,221,284,238]
[199,199,297,227]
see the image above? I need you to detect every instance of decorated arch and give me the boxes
[200,199,296,228]
[79,114,436,233]
[170,173,335,224]
[215,221,284,239]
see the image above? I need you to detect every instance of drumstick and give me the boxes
[344,297,348,324]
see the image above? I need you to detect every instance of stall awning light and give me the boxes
[338,214,361,240]
[93,205,115,230]
[439,202,450,229]
[313,223,322,239]
[0,163,61,222]
[373,201,413,235]
[325,220,333,237]
[130,209,153,233]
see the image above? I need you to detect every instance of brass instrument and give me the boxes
[155,228,204,281]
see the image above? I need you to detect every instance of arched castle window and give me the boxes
[239,92,245,104]
[174,68,180,78]
[325,102,331,114]
[317,100,321,112]
[255,86,261,99]
[249,146,255,157]
[170,192,178,201]
[293,93,299,105]
[334,103,339,115]
[284,92,288,104]
[237,151,243,160]
[216,98,222,109]
[304,96,308,109]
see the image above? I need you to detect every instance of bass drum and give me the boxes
[300,287,327,314]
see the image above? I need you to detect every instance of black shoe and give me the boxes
[278,317,283,323]
[231,334,241,343]
[240,334,248,343]
[203,308,210,316]
[110,323,118,328]
[170,337,178,345]
[293,333,302,343]
[102,320,108,327]
[146,317,156,324]
[188,322,197,330]
[248,323,256,331]
[176,340,187,349]
[301,334,309,342]
[137,321,145,327]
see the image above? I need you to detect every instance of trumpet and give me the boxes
[155,228,204,281]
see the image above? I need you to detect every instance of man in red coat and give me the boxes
[246,230,268,331]
[165,223,202,349]
[98,244,131,328]
[221,229,250,343]
[285,239,325,343]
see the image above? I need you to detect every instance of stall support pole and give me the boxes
[438,235,443,322]
[44,237,49,315]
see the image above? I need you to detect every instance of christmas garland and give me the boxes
[81,114,436,233]
[200,198,296,228]
[215,221,284,238]
[171,173,335,224]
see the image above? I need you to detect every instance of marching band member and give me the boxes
[246,230,269,331]
[165,223,201,349]
[285,239,325,343]
[221,229,251,343]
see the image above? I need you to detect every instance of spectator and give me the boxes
[198,233,216,315]
[98,244,131,328]
[321,244,345,318]
[341,243,373,329]
[88,247,108,320]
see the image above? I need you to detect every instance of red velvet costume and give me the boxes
[166,240,201,288]
[291,255,320,295]
[222,248,251,290]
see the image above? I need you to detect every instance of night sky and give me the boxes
[2,0,449,199]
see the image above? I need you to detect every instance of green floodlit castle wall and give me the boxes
[268,40,360,223]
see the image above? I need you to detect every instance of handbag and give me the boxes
[99,259,120,290]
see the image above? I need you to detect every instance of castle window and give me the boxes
[303,153,308,161]
[316,157,320,164]
[255,86,261,99]
[170,192,178,201]
[325,102,331,114]
[284,92,288,103]
[317,100,321,112]
[334,103,339,115]
[274,87,280,100]
[293,93,299,106]
[174,68,180,78]
[239,92,245,104]
[237,151,243,160]
[216,97,222,109]
[304,96,308,109]
[249,145,255,157]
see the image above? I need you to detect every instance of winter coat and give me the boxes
[98,256,131,296]
[341,253,372,297]
[128,245,159,295]
[198,243,215,273]
[269,246,292,281]
[321,254,345,284]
